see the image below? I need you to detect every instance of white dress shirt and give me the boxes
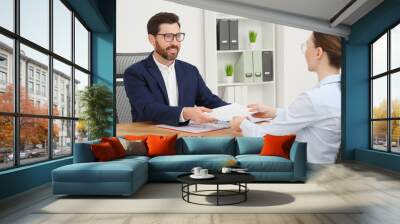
[153,55,186,122]
[240,74,341,164]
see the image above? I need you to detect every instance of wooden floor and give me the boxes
[1,162,400,224]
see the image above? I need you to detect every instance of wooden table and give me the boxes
[116,122,240,137]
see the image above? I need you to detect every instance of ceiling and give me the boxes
[166,0,384,37]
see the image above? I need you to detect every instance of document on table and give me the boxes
[156,103,272,133]
[247,116,272,123]
[156,121,230,134]
[205,103,253,122]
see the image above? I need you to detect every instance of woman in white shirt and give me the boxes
[230,32,342,164]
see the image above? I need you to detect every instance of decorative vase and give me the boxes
[249,42,256,50]
[225,76,234,83]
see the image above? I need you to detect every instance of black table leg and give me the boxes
[245,183,247,201]
[187,184,190,202]
[217,184,219,206]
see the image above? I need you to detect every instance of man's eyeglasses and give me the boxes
[156,32,186,42]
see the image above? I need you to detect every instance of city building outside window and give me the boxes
[0,0,91,170]
[370,23,400,154]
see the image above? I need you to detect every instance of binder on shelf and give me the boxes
[252,51,263,82]
[229,20,238,50]
[217,19,230,50]
[262,51,274,81]
[235,51,253,83]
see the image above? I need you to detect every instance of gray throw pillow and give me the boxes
[119,138,147,156]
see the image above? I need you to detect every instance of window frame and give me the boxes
[370,20,400,154]
[0,0,92,171]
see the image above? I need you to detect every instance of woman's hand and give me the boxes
[230,116,246,134]
[248,103,277,118]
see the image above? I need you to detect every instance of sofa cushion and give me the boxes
[148,154,235,172]
[124,135,148,141]
[260,134,296,159]
[114,155,150,164]
[101,137,127,158]
[91,142,118,161]
[179,137,236,155]
[52,159,147,183]
[147,134,177,157]
[119,138,147,156]
[236,155,293,172]
[235,137,263,155]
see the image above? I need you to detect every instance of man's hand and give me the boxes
[182,107,216,124]
[248,103,277,118]
[230,116,246,134]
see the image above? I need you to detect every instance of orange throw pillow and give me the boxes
[101,137,127,158]
[146,134,177,157]
[124,135,148,142]
[91,142,117,161]
[260,134,296,159]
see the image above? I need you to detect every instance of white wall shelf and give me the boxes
[204,11,277,107]
[217,49,274,53]
[217,81,274,87]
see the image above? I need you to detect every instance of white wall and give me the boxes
[116,0,205,75]
[117,0,317,108]
[276,26,318,107]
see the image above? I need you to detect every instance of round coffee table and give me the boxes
[177,173,255,206]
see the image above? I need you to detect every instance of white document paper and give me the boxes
[206,103,253,122]
[247,116,272,123]
[156,121,230,134]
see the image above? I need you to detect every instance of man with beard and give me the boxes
[124,12,228,126]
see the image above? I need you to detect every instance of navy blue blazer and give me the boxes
[123,54,228,126]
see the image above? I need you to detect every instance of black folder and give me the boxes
[262,51,273,81]
[217,19,230,50]
[229,20,238,50]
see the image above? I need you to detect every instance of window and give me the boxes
[35,84,40,95]
[41,73,46,83]
[75,18,90,70]
[20,117,49,165]
[28,81,34,94]
[0,54,7,67]
[371,23,400,154]
[28,67,34,80]
[0,54,8,88]
[53,59,72,117]
[0,116,13,170]
[20,0,49,49]
[35,70,41,81]
[74,69,89,118]
[53,0,72,60]
[53,119,72,158]
[0,0,14,32]
[0,0,91,170]
[0,34,13,113]
[0,71,6,85]
[42,85,46,97]
[0,54,7,87]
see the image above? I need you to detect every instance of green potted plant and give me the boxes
[79,84,113,140]
[225,64,234,83]
[248,30,258,50]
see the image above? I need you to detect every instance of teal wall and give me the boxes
[0,0,116,200]
[91,0,116,136]
[0,158,72,199]
[344,0,400,171]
